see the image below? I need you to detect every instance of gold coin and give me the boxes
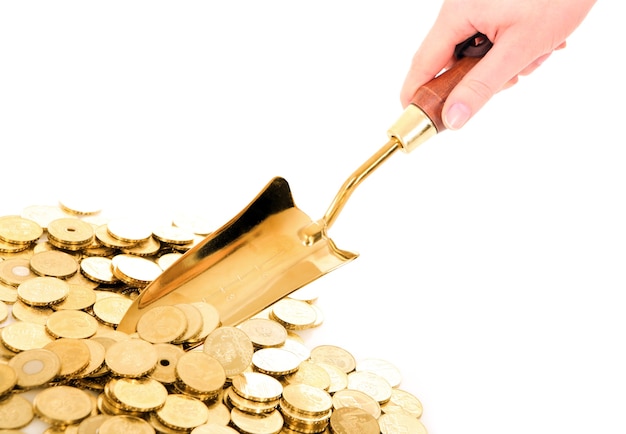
[106,377,168,412]
[287,285,320,303]
[0,258,37,286]
[155,394,210,431]
[152,225,195,246]
[284,360,331,391]
[0,364,17,396]
[82,242,117,258]
[171,303,203,344]
[225,387,279,415]
[58,198,102,216]
[0,215,43,245]
[309,344,356,374]
[278,336,311,363]
[281,383,333,417]
[1,321,55,352]
[251,347,301,376]
[347,371,393,405]
[29,249,79,279]
[175,351,225,395]
[279,400,331,433]
[111,254,162,287]
[155,252,183,270]
[332,389,382,420]
[121,236,161,256]
[135,305,188,344]
[356,357,402,388]
[7,348,61,389]
[0,338,18,359]
[329,406,380,434]
[378,412,428,434]
[97,392,133,417]
[98,415,156,434]
[92,295,133,327]
[381,388,424,419]
[44,338,91,378]
[45,309,99,339]
[238,317,288,348]
[310,303,325,327]
[0,299,8,323]
[150,343,185,384]
[33,385,94,426]
[17,276,70,307]
[51,283,97,311]
[187,301,220,344]
[21,204,72,230]
[105,338,157,378]
[47,218,95,247]
[230,371,283,402]
[0,237,31,253]
[106,218,152,243]
[230,407,284,434]
[94,224,136,249]
[0,394,34,430]
[0,281,18,303]
[204,400,231,426]
[172,212,214,236]
[315,362,349,394]
[75,338,107,379]
[10,300,54,325]
[202,326,253,377]
[145,412,185,434]
[75,414,113,433]
[80,256,117,284]
[270,298,318,330]
[66,268,100,289]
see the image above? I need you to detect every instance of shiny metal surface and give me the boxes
[117,177,357,333]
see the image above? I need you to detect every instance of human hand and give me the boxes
[400,0,597,130]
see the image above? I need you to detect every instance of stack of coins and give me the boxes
[225,372,283,415]
[0,203,428,433]
[280,383,333,433]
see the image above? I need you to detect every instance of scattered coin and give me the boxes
[29,250,79,279]
[154,394,210,431]
[8,348,61,389]
[105,338,158,378]
[33,385,94,426]
[378,412,428,434]
[17,276,70,307]
[107,218,153,243]
[135,305,188,344]
[0,394,34,429]
[0,364,17,396]
[0,215,43,245]
[356,357,402,388]
[329,406,380,434]
[309,344,356,374]
[203,326,254,377]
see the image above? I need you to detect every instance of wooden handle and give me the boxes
[409,56,481,132]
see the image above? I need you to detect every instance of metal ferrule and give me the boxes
[387,104,437,153]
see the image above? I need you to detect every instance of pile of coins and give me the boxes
[0,203,427,433]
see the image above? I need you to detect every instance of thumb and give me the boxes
[442,37,536,130]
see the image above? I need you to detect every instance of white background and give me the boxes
[1,2,624,434]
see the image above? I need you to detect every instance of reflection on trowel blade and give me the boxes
[117,177,357,334]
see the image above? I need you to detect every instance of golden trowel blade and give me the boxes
[117,177,357,333]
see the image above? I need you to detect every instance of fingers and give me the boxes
[441,34,560,130]
[400,17,480,108]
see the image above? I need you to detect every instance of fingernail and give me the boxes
[444,103,471,130]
